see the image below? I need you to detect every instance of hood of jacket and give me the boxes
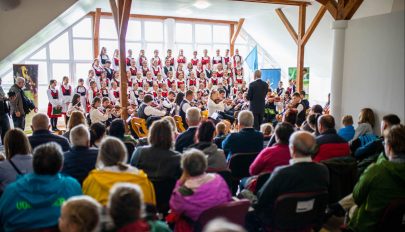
[190,142,219,156]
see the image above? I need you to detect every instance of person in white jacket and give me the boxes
[47,79,62,131]
[89,97,111,125]
[60,76,73,126]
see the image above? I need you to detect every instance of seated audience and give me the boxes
[249,122,294,176]
[301,105,323,133]
[348,125,405,231]
[306,113,321,136]
[0,128,33,193]
[58,196,101,232]
[203,218,246,232]
[213,122,228,149]
[62,125,99,185]
[222,110,263,159]
[260,123,274,147]
[109,118,137,145]
[351,108,375,142]
[108,183,171,232]
[170,149,232,223]
[89,122,106,148]
[188,120,228,171]
[83,137,155,206]
[247,131,329,231]
[267,109,298,147]
[314,115,350,162]
[62,111,87,142]
[0,142,82,231]
[175,107,201,152]
[28,113,70,151]
[338,115,355,142]
[163,115,179,138]
[131,119,181,181]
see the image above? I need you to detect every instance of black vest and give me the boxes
[295,102,306,126]
[179,100,189,129]
[137,103,149,120]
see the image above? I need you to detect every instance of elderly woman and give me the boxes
[170,149,232,225]
[131,119,182,181]
[83,137,155,206]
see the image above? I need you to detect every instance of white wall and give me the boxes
[341,10,405,135]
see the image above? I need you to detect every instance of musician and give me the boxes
[179,90,194,129]
[90,97,111,125]
[137,94,166,127]
[74,79,87,113]
[66,93,84,118]
[88,81,99,107]
[162,91,177,116]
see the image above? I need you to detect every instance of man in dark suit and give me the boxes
[175,107,201,152]
[62,124,98,185]
[247,70,269,130]
[29,113,70,151]
[246,131,329,231]
[222,110,264,160]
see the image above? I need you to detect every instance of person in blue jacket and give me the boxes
[0,142,82,232]
[338,115,355,142]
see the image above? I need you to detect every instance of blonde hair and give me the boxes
[260,123,274,136]
[68,111,87,130]
[342,115,353,126]
[62,196,101,232]
[96,137,128,171]
[358,108,375,128]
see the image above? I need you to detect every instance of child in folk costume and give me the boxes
[233,48,243,67]
[135,72,144,88]
[47,80,62,131]
[151,82,159,98]
[178,82,186,94]
[126,71,133,88]
[144,71,155,89]
[109,81,120,105]
[112,71,120,87]
[128,58,137,77]
[176,72,186,89]
[187,71,198,88]
[216,63,224,78]
[195,62,204,80]
[138,49,147,69]
[99,80,110,98]
[223,70,232,87]
[90,97,111,125]
[225,62,234,83]
[235,68,244,86]
[176,63,185,78]
[170,82,178,93]
[74,78,88,113]
[156,73,165,88]
[211,72,219,87]
[177,49,186,66]
[60,76,73,125]
[151,49,162,67]
[142,82,151,95]
[199,72,207,88]
[191,51,199,67]
[151,59,162,77]
[185,62,194,77]
[92,58,104,77]
[212,49,223,68]
[104,60,114,81]
[88,81,99,108]
[141,60,150,77]
[204,62,213,79]
[86,69,95,88]
[161,83,169,98]
[166,71,177,89]
[222,49,231,65]
[129,82,140,107]
[201,49,210,68]
[241,81,248,93]
[165,49,175,67]
[99,47,110,66]
[234,60,244,77]
[112,49,120,71]
[66,93,84,118]
[126,49,133,67]
[163,59,174,79]
[99,73,110,89]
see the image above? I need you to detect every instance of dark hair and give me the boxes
[148,119,173,149]
[300,90,306,96]
[283,109,297,126]
[92,97,101,107]
[48,79,57,89]
[318,115,335,130]
[71,94,81,106]
[311,104,323,114]
[218,89,226,94]
[4,128,31,159]
[275,122,295,144]
[33,142,63,175]
[292,92,300,98]
[384,124,405,155]
[383,114,401,126]
[90,122,106,147]
[175,92,185,106]
[186,90,194,97]
[143,94,153,103]
[109,184,143,228]
[196,120,216,143]
[109,119,126,139]
[102,97,110,103]
[307,113,321,135]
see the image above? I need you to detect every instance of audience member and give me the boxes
[170,149,232,223]
[62,111,87,142]
[108,183,171,232]
[109,118,137,145]
[58,196,101,232]
[163,115,179,137]
[131,119,181,181]
[338,115,355,142]
[260,123,274,147]
[28,113,70,151]
[249,122,294,175]
[83,137,155,206]
[0,142,82,231]
[314,115,350,162]
[351,108,375,142]
[89,122,106,148]
[247,131,329,231]
[0,129,33,193]
[213,122,228,149]
[203,218,246,232]
[188,120,227,171]
[175,107,201,152]
[222,110,263,159]
[62,125,99,185]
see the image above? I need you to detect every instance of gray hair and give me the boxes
[16,77,25,84]
[203,218,246,232]
[70,124,90,147]
[186,107,201,125]
[289,131,318,157]
[238,110,254,128]
[181,148,207,177]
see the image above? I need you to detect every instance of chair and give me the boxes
[255,172,271,194]
[207,169,236,194]
[195,199,251,232]
[321,156,357,203]
[151,179,177,215]
[228,152,259,180]
[376,198,405,231]
[18,226,59,232]
[269,190,328,232]
[124,141,136,163]
[174,115,186,133]
[130,117,148,138]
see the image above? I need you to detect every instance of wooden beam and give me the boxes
[316,0,338,20]
[119,0,131,39]
[343,0,363,20]
[231,18,245,45]
[93,8,101,59]
[275,8,298,45]
[301,5,326,46]
[109,0,119,34]
[296,4,306,92]
[233,0,311,6]
[230,24,235,56]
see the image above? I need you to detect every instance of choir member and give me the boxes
[60,76,73,125]
[99,47,110,66]
[47,79,62,131]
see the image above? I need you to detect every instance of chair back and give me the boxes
[255,172,271,194]
[130,117,148,138]
[228,152,259,179]
[377,198,405,231]
[151,179,177,214]
[124,141,136,163]
[17,226,59,232]
[196,200,251,232]
[207,169,237,194]
[271,190,328,231]
[321,156,357,203]
[174,115,186,133]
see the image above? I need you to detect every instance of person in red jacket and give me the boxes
[314,115,350,162]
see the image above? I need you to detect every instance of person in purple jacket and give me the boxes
[170,149,232,222]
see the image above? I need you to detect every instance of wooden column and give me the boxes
[230,18,245,57]
[316,0,364,20]
[93,8,101,59]
[230,24,235,56]
[110,0,132,121]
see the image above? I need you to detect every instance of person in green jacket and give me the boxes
[348,124,405,232]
